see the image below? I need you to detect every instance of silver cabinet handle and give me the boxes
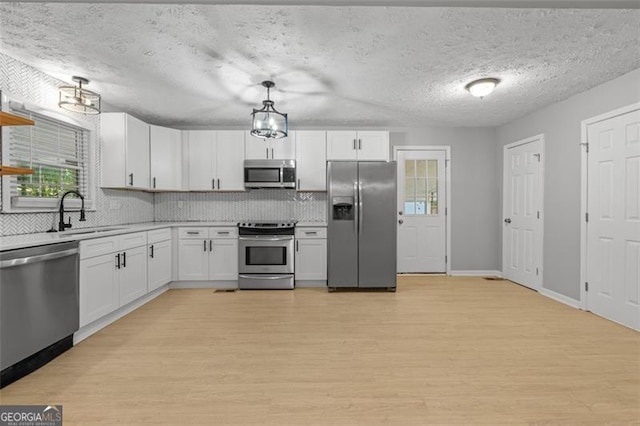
[271,148,274,158]
[266,148,269,158]
[0,248,78,268]
[187,231,200,235]
[358,138,362,150]
[217,178,220,189]
[353,139,356,150]
[212,179,215,189]
[203,240,207,251]
[153,177,157,189]
[209,240,212,251]
[305,231,317,235]
[217,231,230,235]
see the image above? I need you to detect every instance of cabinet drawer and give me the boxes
[295,227,327,239]
[178,227,208,239]
[210,227,238,239]
[148,228,172,244]
[119,232,148,250]
[80,236,119,260]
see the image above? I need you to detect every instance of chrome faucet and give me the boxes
[58,190,86,231]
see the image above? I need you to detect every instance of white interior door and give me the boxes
[502,136,543,290]
[586,109,640,330]
[397,150,446,273]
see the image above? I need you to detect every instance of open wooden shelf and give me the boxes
[0,166,34,176]
[0,111,35,126]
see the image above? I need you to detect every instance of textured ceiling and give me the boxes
[0,3,639,128]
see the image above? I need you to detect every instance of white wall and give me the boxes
[391,127,500,272]
[0,53,155,236]
[497,68,640,301]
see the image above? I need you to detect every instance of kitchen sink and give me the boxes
[58,227,127,236]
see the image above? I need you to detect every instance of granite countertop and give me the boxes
[0,221,327,251]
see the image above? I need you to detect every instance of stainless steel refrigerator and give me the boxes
[327,161,397,291]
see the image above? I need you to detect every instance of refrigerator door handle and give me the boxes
[358,182,363,235]
[353,181,359,235]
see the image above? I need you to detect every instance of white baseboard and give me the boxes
[74,284,169,344]
[449,270,502,277]
[295,280,327,288]
[539,287,581,309]
[170,280,238,289]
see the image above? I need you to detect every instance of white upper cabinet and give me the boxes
[185,130,245,191]
[101,112,150,189]
[326,130,389,161]
[295,131,327,191]
[245,131,295,160]
[215,131,245,191]
[149,125,182,191]
[186,130,215,190]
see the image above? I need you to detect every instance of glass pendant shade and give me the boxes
[58,76,101,114]
[250,81,288,139]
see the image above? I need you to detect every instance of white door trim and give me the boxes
[393,145,451,275]
[501,134,545,290]
[579,101,640,310]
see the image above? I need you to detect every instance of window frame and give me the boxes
[1,95,95,213]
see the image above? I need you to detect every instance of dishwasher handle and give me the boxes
[0,248,78,268]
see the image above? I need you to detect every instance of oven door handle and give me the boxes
[238,236,294,241]
[239,274,291,280]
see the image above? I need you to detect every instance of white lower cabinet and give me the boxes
[79,253,119,327]
[295,227,327,285]
[79,231,149,327]
[147,228,172,291]
[177,227,238,282]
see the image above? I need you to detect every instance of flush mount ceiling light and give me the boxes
[465,78,500,99]
[250,80,288,139]
[58,76,101,114]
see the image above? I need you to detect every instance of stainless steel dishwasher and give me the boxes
[1,241,79,387]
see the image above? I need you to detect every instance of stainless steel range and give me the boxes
[238,221,296,290]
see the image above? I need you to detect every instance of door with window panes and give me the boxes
[397,150,446,273]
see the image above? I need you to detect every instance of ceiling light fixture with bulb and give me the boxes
[250,80,288,139]
[465,77,500,99]
[58,76,101,114]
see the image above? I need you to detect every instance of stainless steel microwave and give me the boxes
[244,159,296,189]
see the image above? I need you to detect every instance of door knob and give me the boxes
[398,211,403,215]
[398,219,404,224]
[504,218,512,224]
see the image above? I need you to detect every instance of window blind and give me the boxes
[7,108,89,203]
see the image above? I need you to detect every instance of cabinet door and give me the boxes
[245,131,270,159]
[270,132,295,159]
[327,131,358,160]
[125,114,150,189]
[209,238,238,281]
[100,113,127,188]
[215,131,246,191]
[186,130,216,190]
[356,131,389,161]
[295,238,327,281]
[80,253,119,327]
[148,239,172,292]
[150,125,182,190]
[178,239,209,280]
[119,245,148,306]
[295,131,327,191]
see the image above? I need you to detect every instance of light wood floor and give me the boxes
[1,276,639,425]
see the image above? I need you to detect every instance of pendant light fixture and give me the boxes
[250,80,288,139]
[465,77,500,99]
[58,76,101,114]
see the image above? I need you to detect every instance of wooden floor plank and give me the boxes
[1,276,638,425]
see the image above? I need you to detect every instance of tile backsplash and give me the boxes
[155,190,326,223]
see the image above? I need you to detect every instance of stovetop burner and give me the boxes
[238,221,297,229]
